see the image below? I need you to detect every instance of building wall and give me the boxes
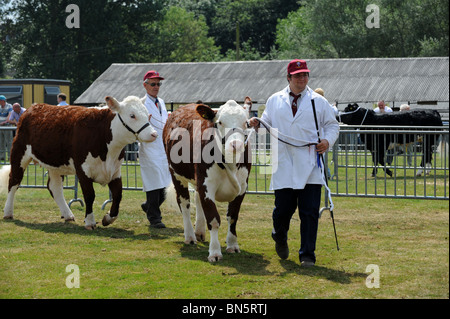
[0,80,71,107]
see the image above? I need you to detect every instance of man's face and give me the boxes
[0,100,5,108]
[288,72,309,93]
[143,78,162,98]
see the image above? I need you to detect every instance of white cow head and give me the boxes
[197,100,249,163]
[106,96,157,143]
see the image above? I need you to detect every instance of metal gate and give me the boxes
[1,124,448,204]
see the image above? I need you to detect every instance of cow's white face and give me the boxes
[106,96,157,143]
[214,100,248,159]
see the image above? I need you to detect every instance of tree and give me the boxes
[274,0,449,59]
[4,0,165,99]
[274,6,338,59]
[207,0,301,58]
[135,6,221,63]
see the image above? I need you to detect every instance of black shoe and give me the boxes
[275,241,289,260]
[141,202,149,213]
[150,222,166,229]
[272,232,289,260]
[300,256,315,268]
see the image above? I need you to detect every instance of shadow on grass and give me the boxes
[7,218,183,241]
[179,243,366,283]
[179,242,272,276]
[279,259,367,284]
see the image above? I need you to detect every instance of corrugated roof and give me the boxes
[75,57,449,106]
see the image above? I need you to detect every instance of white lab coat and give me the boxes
[139,94,171,192]
[261,86,340,190]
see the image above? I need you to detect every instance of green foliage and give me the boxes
[208,0,300,56]
[1,0,165,97]
[134,6,221,63]
[0,0,448,98]
[274,0,449,59]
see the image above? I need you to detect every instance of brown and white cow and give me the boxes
[1,96,157,229]
[163,100,251,262]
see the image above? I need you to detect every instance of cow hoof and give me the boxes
[226,247,240,254]
[184,235,197,245]
[65,217,75,223]
[208,254,223,262]
[195,233,206,242]
[102,214,117,227]
[3,216,13,220]
[85,225,96,230]
[185,239,197,245]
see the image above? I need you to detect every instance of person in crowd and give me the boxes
[0,95,13,161]
[7,103,26,125]
[57,93,69,106]
[314,88,338,117]
[374,100,393,113]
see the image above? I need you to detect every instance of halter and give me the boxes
[117,113,151,138]
[213,122,252,147]
[338,106,369,125]
[212,122,252,169]
[250,117,317,148]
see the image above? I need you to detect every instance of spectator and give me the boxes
[374,100,393,113]
[314,88,338,116]
[375,100,394,164]
[57,93,69,106]
[0,95,12,125]
[243,96,252,118]
[0,95,13,160]
[400,104,410,111]
[7,103,26,125]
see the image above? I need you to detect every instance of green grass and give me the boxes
[0,183,448,299]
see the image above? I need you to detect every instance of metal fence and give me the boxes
[1,124,448,206]
[247,124,449,200]
[329,125,448,200]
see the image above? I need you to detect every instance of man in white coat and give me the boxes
[249,59,339,267]
[140,70,171,228]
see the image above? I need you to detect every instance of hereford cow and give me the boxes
[339,103,443,177]
[163,100,251,262]
[2,96,157,229]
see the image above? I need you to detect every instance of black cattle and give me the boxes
[339,103,443,177]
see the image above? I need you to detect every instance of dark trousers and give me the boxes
[272,185,322,262]
[145,188,166,224]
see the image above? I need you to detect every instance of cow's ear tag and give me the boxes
[196,104,216,121]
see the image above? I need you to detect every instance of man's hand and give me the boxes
[316,139,330,155]
[248,117,260,128]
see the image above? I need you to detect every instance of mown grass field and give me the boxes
[0,181,448,299]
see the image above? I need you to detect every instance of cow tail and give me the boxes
[164,182,181,212]
[0,165,11,194]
